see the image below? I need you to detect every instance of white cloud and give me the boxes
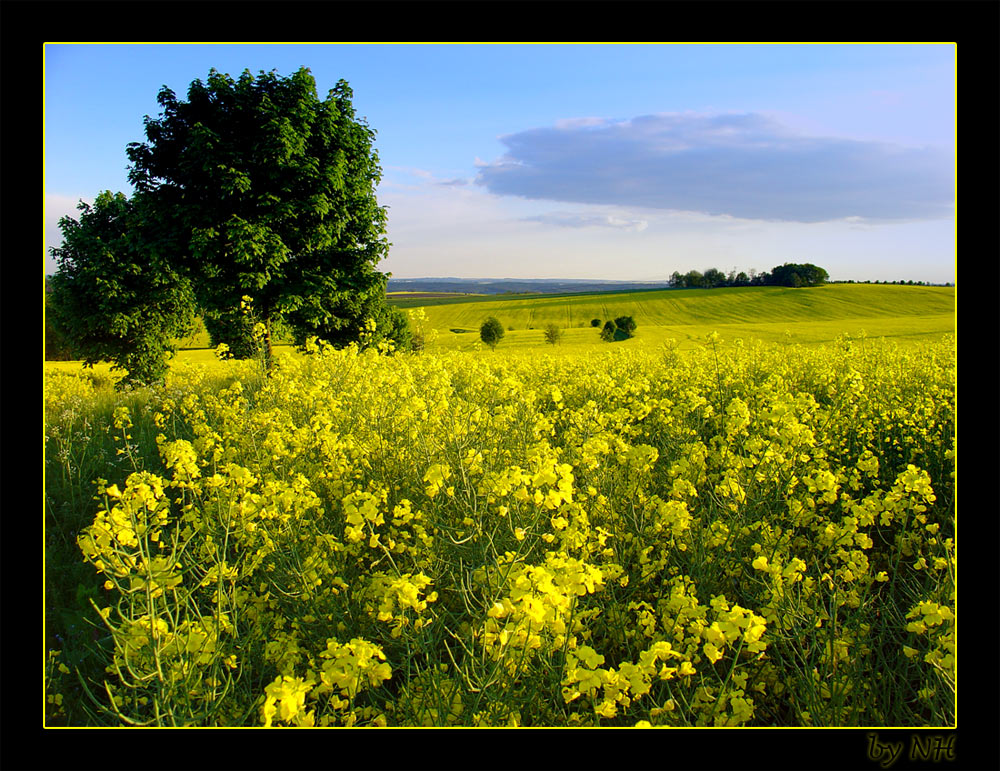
[474,112,953,223]
[553,116,610,130]
[377,169,953,284]
[521,210,648,231]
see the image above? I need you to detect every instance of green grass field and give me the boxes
[408,284,955,353]
[45,283,955,374]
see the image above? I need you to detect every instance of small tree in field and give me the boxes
[543,323,563,345]
[480,317,505,350]
[600,320,617,342]
[590,318,602,327]
[48,191,196,388]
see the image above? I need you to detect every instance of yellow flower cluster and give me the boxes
[47,332,955,726]
[483,551,606,664]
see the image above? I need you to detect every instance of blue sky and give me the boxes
[44,43,956,283]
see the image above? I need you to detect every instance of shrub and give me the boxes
[591,318,602,328]
[480,317,505,350]
[600,320,617,342]
[543,324,564,345]
[614,316,637,339]
[378,305,413,352]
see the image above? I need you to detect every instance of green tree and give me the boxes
[600,319,617,342]
[768,263,829,287]
[202,306,258,359]
[702,267,726,288]
[125,67,395,366]
[613,315,637,338]
[48,192,196,387]
[684,270,704,289]
[480,317,505,350]
[543,323,563,345]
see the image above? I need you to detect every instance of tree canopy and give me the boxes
[50,68,404,385]
[613,315,637,338]
[480,317,505,350]
[116,67,397,370]
[768,263,829,287]
[48,191,196,386]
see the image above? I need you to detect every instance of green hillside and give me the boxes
[412,284,954,332]
[129,283,954,358]
[400,284,954,352]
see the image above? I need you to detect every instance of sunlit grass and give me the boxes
[412,284,954,337]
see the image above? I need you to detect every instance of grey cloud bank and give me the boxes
[474,113,953,223]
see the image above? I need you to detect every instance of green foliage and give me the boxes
[202,307,258,360]
[600,320,617,342]
[45,280,78,361]
[48,192,196,388]
[125,67,392,363]
[480,317,505,349]
[373,303,413,352]
[768,262,829,287]
[613,316,637,338]
[590,318,602,328]
[670,264,828,289]
[702,268,726,288]
[543,323,563,345]
[684,270,704,288]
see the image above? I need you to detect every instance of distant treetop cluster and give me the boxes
[669,263,829,289]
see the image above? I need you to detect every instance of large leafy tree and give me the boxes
[125,67,396,364]
[48,191,196,387]
[479,317,505,350]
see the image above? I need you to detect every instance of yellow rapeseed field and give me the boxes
[44,331,956,727]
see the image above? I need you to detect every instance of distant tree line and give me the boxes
[830,279,946,286]
[669,263,829,289]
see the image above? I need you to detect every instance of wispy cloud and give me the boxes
[521,211,648,231]
[474,113,953,223]
[383,166,472,190]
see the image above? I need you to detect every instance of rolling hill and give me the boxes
[406,284,955,332]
